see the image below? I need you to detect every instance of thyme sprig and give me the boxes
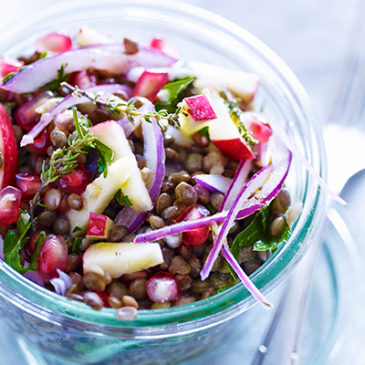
[30,109,97,217]
[220,90,258,147]
[60,82,180,128]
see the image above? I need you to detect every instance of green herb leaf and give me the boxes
[1,72,16,83]
[155,76,196,113]
[44,63,69,91]
[38,51,48,59]
[114,190,132,207]
[29,231,46,271]
[72,237,82,254]
[95,140,114,178]
[72,226,82,233]
[230,205,291,259]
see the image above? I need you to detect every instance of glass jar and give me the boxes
[0,1,327,364]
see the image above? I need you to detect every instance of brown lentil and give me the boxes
[122,295,139,309]
[203,152,225,173]
[210,163,225,175]
[53,216,70,235]
[123,38,139,54]
[174,296,196,306]
[69,272,84,289]
[65,254,81,273]
[201,287,215,299]
[258,250,271,262]
[270,216,286,237]
[128,279,147,300]
[168,171,190,185]
[50,128,68,148]
[163,135,175,147]
[149,215,165,229]
[160,247,174,270]
[83,272,106,292]
[273,188,291,213]
[188,257,202,278]
[194,185,210,205]
[211,256,223,272]
[115,306,138,321]
[151,302,171,309]
[175,182,198,205]
[210,192,224,211]
[238,246,255,264]
[177,244,191,260]
[67,193,83,210]
[109,225,128,242]
[38,210,56,228]
[122,233,136,242]
[191,279,210,294]
[243,259,261,275]
[161,205,179,221]
[165,147,179,161]
[128,139,135,153]
[44,189,61,211]
[229,221,239,234]
[83,292,104,311]
[108,296,123,309]
[169,256,191,276]
[107,281,128,299]
[176,274,193,292]
[192,132,209,147]
[135,154,146,169]
[66,293,84,302]
[155,193,172,214]
[185,153,203,173]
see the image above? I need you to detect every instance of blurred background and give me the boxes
[1,0,364,364]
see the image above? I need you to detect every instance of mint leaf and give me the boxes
[155,76,196,113]
[115,190,132,206]
[230,205,291,259]
[95,140,114,178]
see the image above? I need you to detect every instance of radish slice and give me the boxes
[132,71,168,102]
[115,102,165,232]
[50,269,72,295]
[0,57,23,79]
[2,48,130,93]
[20,84,131,146]
[35,32,73,54]
[146,272,179,303]
[184,95,217,121]
[193,174,232,194]
[201,165,274,281]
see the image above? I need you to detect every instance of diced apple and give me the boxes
[132,71,168,102]
[241,112,272,142]
[178,90,214,136]
[184,94,217,121]
[86,213,114,240]
[76,26,112,47]
[189,61,259,104]
[90,121,152,213]
[208,91,255,160]
[83,242,163,278]
[66,155,133,233]
[0,104,18,189]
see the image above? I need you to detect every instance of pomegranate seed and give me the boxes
[37,234,68,280]
[149,38,165,51]
[96,291,110,307]
[176,205,210,246]
[67,71,97,89]
[25,129,51,155]
[35,32,72,54]
[14,92,52,132]
[0,186,21,225]
[59,164,90,195]
[15,173,42,199]
[0,57,23,79]
[146,272,179,303]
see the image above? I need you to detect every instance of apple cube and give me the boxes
[189,61,259,104]
[76,26,112,47]
[87,213,114,240]
[208,91,255,160]
[0,104,18,189]
[67,155,134,233]
[242,112,273,143]
[184,94,217,121]
[0,57,23,79]
[83,242,163,278]
[90,121,152,213]
[132,71,168,102]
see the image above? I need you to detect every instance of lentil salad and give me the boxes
[0,28,300,320]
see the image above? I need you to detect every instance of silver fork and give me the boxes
[252,2,365,364]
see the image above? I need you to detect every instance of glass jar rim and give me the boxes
[0,0,327,336]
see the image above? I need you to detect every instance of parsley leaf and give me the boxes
[3,210,46,273]
[114,190,132,206]
[230,205,291,259]
[155,76,196,113]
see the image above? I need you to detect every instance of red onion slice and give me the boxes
[2,48,130,94]
[0,234,3,259]
[50,269,72,296]
[193,174,232,194]
[201,165,274,280]
[115,102,165,233]
[23,271,45,287]
[20,84,131,146]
